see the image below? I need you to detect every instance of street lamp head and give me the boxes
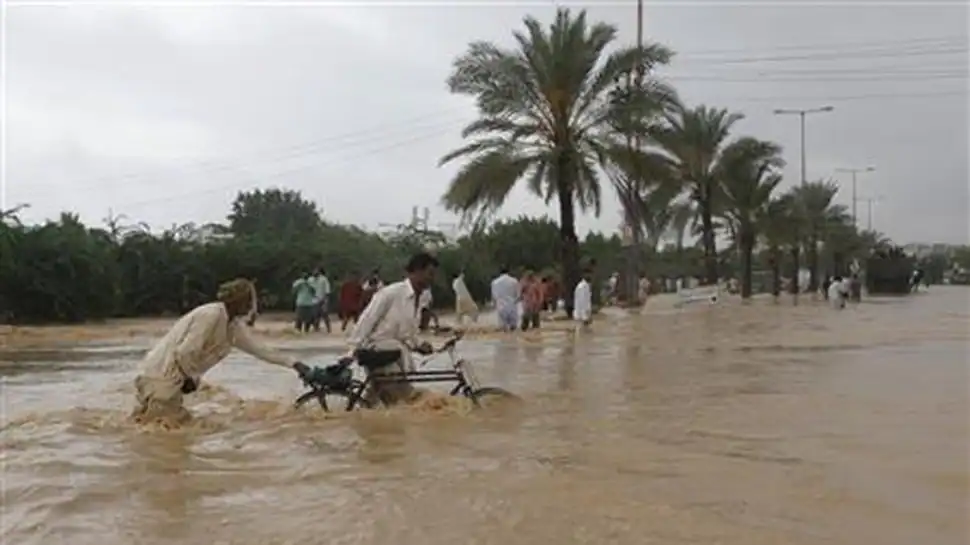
[820,105,835,112]
[866,166,876,172]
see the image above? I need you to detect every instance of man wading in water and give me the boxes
[346,253,437,406]
[131,278,310,426]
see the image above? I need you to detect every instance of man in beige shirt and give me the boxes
[131,278,309,426]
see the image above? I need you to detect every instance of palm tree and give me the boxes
[665,199,696,251]
[759,197,791,297]
[789,180,842,293]
[438,8,675,315]
[716,137,785,298]
[657,104,745,285]
[636,181,681,251]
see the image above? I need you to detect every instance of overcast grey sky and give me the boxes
[4,1,968,244]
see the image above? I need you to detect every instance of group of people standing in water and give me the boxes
[290,268,385,334]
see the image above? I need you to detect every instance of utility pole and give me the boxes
[773,106,835,185]
[855,195,883,231]
[615,0,645,304]
[835,166,876,228]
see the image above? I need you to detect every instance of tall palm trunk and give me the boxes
[789,246,801,295]
[739,228,755,299]
[769,246,781,297]
[557,174,581,319]
[807,235,820,292]
[699,183,718,285]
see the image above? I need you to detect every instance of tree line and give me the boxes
[0,189,680,323]
[1,185,930,325]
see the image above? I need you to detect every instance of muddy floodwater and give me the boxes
[2,290,967,545]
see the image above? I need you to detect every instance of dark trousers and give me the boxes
[313,299,332,332]
[295,305,316,332]
[521,310,541,331]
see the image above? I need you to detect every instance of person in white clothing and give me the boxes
[347,253,437,406]
[827,276,849,309]
[573,270,593,327]
[131,278,309,426]
[452,271,479,325]
[310,267,332,333]
[607,272,619,305]
[490,268,520,332]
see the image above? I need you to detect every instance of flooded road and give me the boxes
[2,289,967,545]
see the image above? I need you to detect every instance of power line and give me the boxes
[675,45,968,66]
[674,35,967,56]
[727,89,968,103]
[113,119,465,211]
[664,73,968,83]
[24,105,475,191]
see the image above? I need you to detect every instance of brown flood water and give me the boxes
[1,289,968,545]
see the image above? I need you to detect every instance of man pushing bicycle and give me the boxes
[344,252,438,406]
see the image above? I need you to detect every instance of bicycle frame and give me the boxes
[361,344,481,396]
[302,336,483,410]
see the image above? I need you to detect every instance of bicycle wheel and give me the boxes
[294,388,371,412]
[468,386,519,408]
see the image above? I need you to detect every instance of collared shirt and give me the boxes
[292,278,316,307]
[139,302,295,385]
[491,274,520,309]
[348,279,423,354]
[310,274,331,304]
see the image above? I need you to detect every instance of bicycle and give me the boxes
[294,331,517,412]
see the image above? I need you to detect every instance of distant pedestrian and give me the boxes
[292,272,317,333]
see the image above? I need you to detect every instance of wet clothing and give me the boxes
[310,274,332,332]
[544,280,560,312]
[292,277,317,332]
[452,275,479,324]
[292,278,316,307]
[491,274,520,331]
[521,279,544,331]
[348,279,425,405]
[574,279,592,324]
[828,279,849,309]
[132,302,296,421]
[339,280,363,317]
[310,274,331,306]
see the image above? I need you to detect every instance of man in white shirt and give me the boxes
[131,278,309,426]
[490,267,520,332]
[574,270,593,328]
[310,267,332,333]
[827,276,849,309]
[452,271,479,325]
[347,253,437,406]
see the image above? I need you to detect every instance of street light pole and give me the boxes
[614,0,645,305]
[835,166,876,228]
[773,106,835,185]
[856,195,883,231]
